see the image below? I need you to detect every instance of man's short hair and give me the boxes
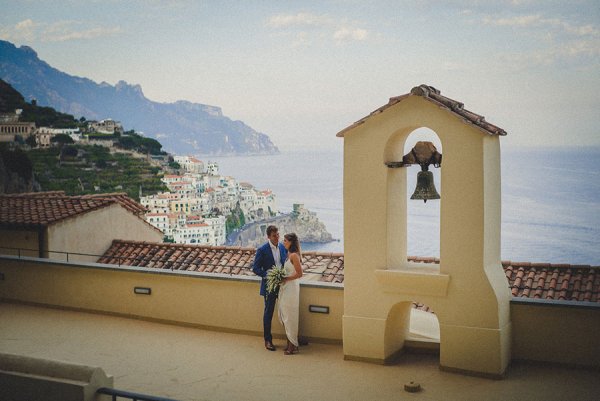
[266,225,278,236]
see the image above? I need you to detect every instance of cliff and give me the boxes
[0,40,279,156]
[227,205,334,248]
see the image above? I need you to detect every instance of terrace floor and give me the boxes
[0,302,597,401]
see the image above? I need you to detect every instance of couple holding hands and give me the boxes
[252,225,303,355]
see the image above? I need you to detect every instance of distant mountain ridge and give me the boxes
[0,40,279,155]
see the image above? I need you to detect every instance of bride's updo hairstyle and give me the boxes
[284,233,302,260]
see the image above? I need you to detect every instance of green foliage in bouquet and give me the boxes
[266,266,286,295]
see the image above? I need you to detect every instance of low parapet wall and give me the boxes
[1,256,598,369]
[0,352,113,401]
[510,298,600,368]
[0,256,344,343]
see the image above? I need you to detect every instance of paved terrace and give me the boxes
[1,303,597,401]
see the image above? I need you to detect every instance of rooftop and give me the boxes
[98,240,600,302]
[0,192,154,232]
[0,193,115,229]
[0,302,596,401]
[336,84,507,138]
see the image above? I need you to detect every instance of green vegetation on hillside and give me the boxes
[117,130,164,155]
[20,103,81,129]
[225,203,246,236]
[1,79,170,199]
[0,143,32,180]
[28,144,167,200]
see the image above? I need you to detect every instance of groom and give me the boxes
[252,225,287,351]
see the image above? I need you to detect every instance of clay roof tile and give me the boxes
[97,241,598,303]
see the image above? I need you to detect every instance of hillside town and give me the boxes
[141,156,277,246]
[0,92,333,248]
[1,104,278,247]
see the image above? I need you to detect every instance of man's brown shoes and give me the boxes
[265,341,276,351]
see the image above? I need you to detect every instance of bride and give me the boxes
[278,233,303,355]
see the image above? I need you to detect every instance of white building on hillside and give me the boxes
[146,213,170,235]
[174,156,204,174]
[88,119,123,134]
[141,160,275,245]
[35,127,81,147]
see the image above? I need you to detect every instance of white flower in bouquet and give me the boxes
[266,265,285,295]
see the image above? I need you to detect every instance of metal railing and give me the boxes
[0,246,128,266]
[97,387,180,401]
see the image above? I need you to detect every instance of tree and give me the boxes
[60,145,78,160]
[51,134,74,145]
[0,143,33,179]
[25,135,37,148]
[225,203,246,235]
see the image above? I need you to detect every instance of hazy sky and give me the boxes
[1,0,599,151]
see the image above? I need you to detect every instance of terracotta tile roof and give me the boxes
[336,84,507,138]
[503,261,599,302]
[0,192,150,229]
[98,241,258,275]
[98,240,344,283]
[186,223,208,227]
[79,193,147,215]
[0,193,115,229]
[98,241,599,304]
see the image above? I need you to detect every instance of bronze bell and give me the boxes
[385,141,442,203]
[405,141,441,203]
[411,165,440,203]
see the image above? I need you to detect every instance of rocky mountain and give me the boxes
[0,40,279,155]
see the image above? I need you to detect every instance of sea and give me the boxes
[208,146,600,265]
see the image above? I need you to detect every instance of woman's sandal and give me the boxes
[284,346,299,355]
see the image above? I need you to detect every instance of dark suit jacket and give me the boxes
[252,241,287,296]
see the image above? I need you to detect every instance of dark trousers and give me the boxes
[263,291,277,342]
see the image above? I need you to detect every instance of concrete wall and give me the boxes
[47,203,163,262]
[0,256,597,368]
[0,228,40,257]
[510,299,600,368]
[0,257,344,343]
[0,352,113,401]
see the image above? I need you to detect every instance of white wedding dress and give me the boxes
[278,258,299,347]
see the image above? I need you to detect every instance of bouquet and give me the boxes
[266,265,286,295]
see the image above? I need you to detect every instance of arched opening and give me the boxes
[384,301,440,360]
[406,301,439,343]
[404,128,442,259]
[384,127,442,269]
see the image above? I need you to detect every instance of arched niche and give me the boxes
[383,126,443,270]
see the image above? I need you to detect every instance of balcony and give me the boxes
[2,302,599,401]
[1,249,599,400]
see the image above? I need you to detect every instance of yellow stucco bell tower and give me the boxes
[337,85,511,377]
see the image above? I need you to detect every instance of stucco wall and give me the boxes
[510,299,600,367]
[0,256,597,368]
[0,228,40,257]
[0,257,343,343]
[342,95,511,375]
[47,204,163,262]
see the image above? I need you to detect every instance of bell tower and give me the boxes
[338,85,511,377]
